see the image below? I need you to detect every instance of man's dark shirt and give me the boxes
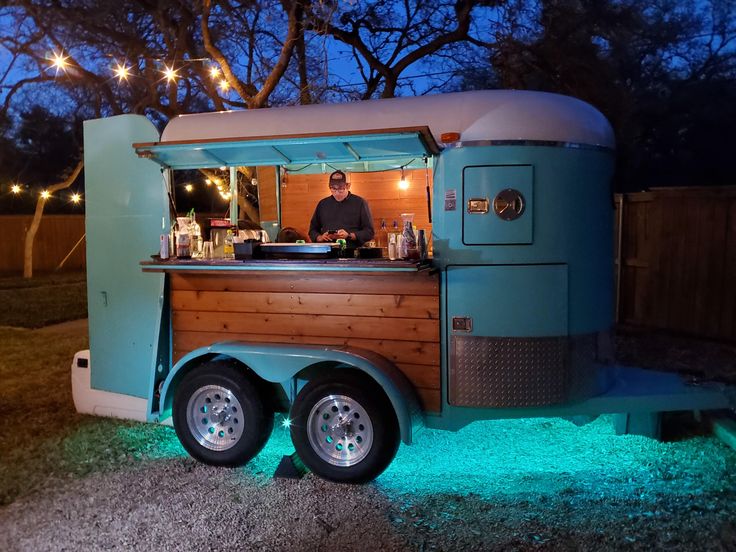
[308,192,375,247]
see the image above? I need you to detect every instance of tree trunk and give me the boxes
[23,160,84,278]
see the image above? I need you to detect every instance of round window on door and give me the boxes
[493,189,525,221]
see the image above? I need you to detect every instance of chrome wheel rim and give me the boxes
[186,384,244,451]
[306,394,373,467]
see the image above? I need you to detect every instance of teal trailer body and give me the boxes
[72,90,733,482]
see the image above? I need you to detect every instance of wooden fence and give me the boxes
[0,215,86,275]
[615,187,736,341]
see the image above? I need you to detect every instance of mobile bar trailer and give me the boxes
[72,90,733,483]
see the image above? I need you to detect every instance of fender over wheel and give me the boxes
[290,370,400,483]
[173,361,274,467]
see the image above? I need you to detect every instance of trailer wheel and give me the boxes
[290,370,399,483]
[173,361,273,467]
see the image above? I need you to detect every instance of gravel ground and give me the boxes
[1,324,735,551]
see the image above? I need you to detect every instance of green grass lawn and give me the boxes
[0,271,87,328]
[0,326,183,506]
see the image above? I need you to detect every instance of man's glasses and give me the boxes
[329,185,347,191]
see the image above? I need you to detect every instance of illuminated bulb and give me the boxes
[71,193,81,203]
[209,66,220,79]
[185,184,193,192]
[50,51,68,70]
[218,79,229,91]
[213,178,221,185]
[11,184,21,194]
[205,179,212,186]
[163,65,178,82]
[398,168,409,190]
[281,417,291,429]
[113,63,130,81]
[40,190,51,199]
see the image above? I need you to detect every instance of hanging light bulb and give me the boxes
[71,193,82,203]
[113,62,131,81]
[218,79,230,92]
[40,190,51,199]
[50,51,69,71]
[209,66,220,79]
[163,65,178,82]
[398,168,409,190]
[185,184,193,192]
[11,184,22,194]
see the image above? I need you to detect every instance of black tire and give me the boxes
[289,370,400,483]
[173,361,274,467]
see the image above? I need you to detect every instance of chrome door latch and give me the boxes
[452,316,473,332]
[467,198,489,214]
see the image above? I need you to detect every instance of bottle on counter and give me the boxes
[224,228,235,259]
[417,229,428,260]
[402,219,418,260]
[388,232,397,260]
[378,219,388,255]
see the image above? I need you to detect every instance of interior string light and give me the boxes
[11,184,22,194]
[398,167,409,190]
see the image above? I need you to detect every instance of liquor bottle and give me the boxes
[224,228,235,259]
[378,219,388,255]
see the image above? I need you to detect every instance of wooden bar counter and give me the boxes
[142,258,441,412]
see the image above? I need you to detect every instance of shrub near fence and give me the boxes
[615,187,736,342]
[0,215,86,275]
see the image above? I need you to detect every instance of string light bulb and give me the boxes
[218,79,230,92]
[50,51,69,71]
[185,184,193,192]
[113,63,130,81]
[205,179,212,186]
[11,184,21,194]
[398,168,409,190]
[209,66,220,79]
[40,190,51,199]
[71,193,81,203]
[162,65,178,82]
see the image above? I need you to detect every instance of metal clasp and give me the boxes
[467,198,489,214]
[451,316,473,332]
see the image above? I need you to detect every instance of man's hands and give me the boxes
[317,229,353,242]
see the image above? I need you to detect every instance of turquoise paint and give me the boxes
[462,165,534,245]
[142,262,418,272]
[432,145,615,335]
[158,343,423,445]
[137,131,432,169]
[447,265,568,337]
[84,115,170,398]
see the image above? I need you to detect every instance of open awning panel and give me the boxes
[133,128,439,171]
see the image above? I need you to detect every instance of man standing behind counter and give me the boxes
[309,170,375,247]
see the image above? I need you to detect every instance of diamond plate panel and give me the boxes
[449,334,604,408]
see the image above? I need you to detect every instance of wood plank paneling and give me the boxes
[170,268,441,412]
[616,187,736,342]
[173,331,441,367]
[172,290,439,319]
[0,215,86,274]
[173,310,440,342]
[280,169,433,241]
[170,270,439,296]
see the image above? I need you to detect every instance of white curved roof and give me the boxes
[161,90,615,149]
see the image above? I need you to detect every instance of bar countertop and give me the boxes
[141,256,431,273]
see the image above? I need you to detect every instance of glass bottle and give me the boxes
[224,228,235,259]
